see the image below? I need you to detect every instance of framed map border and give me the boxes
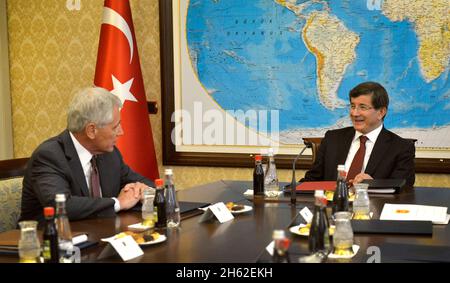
[159,0,450,173]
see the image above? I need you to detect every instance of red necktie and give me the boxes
[347,136,368,181]
[90,156,101,198]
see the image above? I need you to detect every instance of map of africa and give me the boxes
[185,0,450,148]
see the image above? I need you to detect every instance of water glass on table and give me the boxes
[332,211,354,256]
[352,183,370,220]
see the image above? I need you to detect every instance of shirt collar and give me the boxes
[69,131,93,167]
[354,124,383,143]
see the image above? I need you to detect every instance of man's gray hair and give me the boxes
[67,87,122,133]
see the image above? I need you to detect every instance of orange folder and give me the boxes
[296,181,336,192]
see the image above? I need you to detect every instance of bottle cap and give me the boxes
[314,190,324,198]
[255,155,262,161]
[164,168,173,175]
[272,229,285,240]
[55,194,66,202]
[43,207,55,217]
[155,179,164,187]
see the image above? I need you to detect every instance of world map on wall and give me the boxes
[186,0,450,147]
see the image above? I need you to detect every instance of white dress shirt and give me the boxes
[69,132,120,212]
[344,124,383,174]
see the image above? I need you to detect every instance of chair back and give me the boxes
[302,137,323,164]
[0,157,28,179]
[0,158,29,232]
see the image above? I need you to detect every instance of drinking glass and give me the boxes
[142,187,155,227]
[352,183,370,220]
[18,221,41,263]
[332,212,354,256]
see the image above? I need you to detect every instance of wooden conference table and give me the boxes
[1,180,450,263]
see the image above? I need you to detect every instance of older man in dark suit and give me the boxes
[20,87,155,222]
[303,81,415,187]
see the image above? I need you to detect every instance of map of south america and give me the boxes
[185,0,450,148]
[302,11,360,110]
[276,1,360,110]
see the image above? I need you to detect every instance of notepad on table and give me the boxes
[361,179,406,194]
[380,203,448,224]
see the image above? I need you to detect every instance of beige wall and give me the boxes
[0,0,13,159]
[6,0,450,189]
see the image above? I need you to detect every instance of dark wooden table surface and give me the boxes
[1,180,450,263]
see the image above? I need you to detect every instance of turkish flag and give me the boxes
[94,0,159,180]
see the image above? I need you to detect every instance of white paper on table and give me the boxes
[72,234,88,245]
[101,235,143,262]
[266,241,275,256]
[299,206,313,224]
[198,202,234,223]
[433,214,450,225]
[380,203,448,224]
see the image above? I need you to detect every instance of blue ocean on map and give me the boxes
[186,0,449,133]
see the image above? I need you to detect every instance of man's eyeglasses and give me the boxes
[349,104,374,112]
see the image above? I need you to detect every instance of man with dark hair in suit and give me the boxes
[20,87,155,222]
[303,81,415,187]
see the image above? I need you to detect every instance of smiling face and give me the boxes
[91,106,123,153]
[350,94,386,134]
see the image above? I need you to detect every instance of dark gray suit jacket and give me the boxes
[20,130,155,222]
[303,127,415,187]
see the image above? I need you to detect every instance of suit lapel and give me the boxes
[337,128,355,164]
[61,130,90,197]
[365,127,391,175]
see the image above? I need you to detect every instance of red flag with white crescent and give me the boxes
[94,0,159,180]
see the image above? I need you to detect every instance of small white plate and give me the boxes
[139,234,167,246]
[289,224,309,236]
[128,223,153,231]
[326,191,355,202]
[328,244,360,259]
[289,224,335,236]
[352,212,374,220]
[230,205,253,214]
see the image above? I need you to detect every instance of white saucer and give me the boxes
[328,244,360,259]
[326,191,355,202]
[289,224,309,236]
[289,224,335,236]
[230,205,253,214]
[139,234,167,246]
[127,222,153,231]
